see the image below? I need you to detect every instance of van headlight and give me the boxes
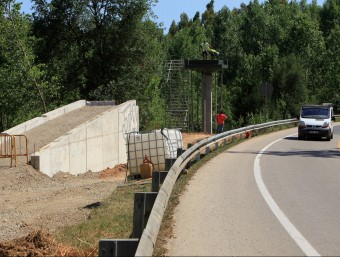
[322,121,329,128]
[299,121,306,128]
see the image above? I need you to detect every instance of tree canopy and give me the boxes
[1,0,339,131]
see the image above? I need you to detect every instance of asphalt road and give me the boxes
[167,124,340,256]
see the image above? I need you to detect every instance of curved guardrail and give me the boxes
[135,118,298,256]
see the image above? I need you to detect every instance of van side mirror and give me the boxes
[296,115,300,120]
[332,116,336,121]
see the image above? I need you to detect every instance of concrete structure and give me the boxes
[24,100,139,177]
[184,60,227,134]
[4,100,88,135]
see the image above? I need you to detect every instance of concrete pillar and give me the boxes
[202,73,212,134]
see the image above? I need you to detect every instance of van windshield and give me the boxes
[301,107,329,119]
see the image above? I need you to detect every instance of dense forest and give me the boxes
[0,0,339,132]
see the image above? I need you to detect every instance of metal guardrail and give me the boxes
[135,118,298,256]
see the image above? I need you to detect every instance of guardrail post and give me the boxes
[132,192,157,238]
[165,158,176,171]
[151,171,168,192]
[214,142,218,150]
[223,138,227,146]
[186,144,194,168]
[205,146,210,155]
[195,152,201,162]
[177,148,185,157]
[99,239,139,257]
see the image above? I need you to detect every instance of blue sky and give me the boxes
[152,0,244,31]
[20,0,325,31]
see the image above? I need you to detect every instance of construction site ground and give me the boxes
[0,106,210,256]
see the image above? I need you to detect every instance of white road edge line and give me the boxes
[254,133,321,257]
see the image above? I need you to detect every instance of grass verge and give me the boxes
[54,182,151,256]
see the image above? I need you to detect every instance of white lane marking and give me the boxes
[254,133,321,256]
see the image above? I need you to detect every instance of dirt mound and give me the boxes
[0,230,95,257]
[0,133,208,256]
[99,164,127,179]
[182,132,212,149]
[0,164,126,243]
[0,230,58,257]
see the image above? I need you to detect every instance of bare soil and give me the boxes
[182,132,212,149]
[0,164,127,256]
[0,128,208,256]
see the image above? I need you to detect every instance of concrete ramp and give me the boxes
[4,100,139,177]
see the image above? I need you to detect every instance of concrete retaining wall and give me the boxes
[31,100,139,177]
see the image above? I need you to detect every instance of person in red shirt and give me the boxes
[216,110,227,134]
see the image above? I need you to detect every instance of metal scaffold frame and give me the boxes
[164,59,227,133]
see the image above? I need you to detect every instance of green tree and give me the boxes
[318,25,340,102]
[178,12,190,30]
[169,20,178,36]
[272,55,308,117]
[167,19,205,60]
[320,0,340,37]
[202,0,216,39]
[0,0,48,131]
[32,0,159,100]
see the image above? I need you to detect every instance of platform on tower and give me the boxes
[184,60,228,74]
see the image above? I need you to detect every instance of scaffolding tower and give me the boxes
[165,60,189,131]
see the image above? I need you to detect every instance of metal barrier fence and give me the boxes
[101,117,340,255]
[99,118,299,256]
[135,118,298,256]
[0,133,28,167]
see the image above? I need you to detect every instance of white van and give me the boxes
[298,103,335,141]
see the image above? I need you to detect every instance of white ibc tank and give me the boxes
[126,129,183,175]
[155,128,183,158]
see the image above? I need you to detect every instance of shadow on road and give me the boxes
[284,136,335,142]
[225,149,340,158]
[224,135,340,158]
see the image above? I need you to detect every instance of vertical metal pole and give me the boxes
[204,100,206,133]
[215,72,217,119]
[197,73,200,132]
[13,136,17,167]
[221,70,224,109]
[202,74,212,134]
[265,82,268,121]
